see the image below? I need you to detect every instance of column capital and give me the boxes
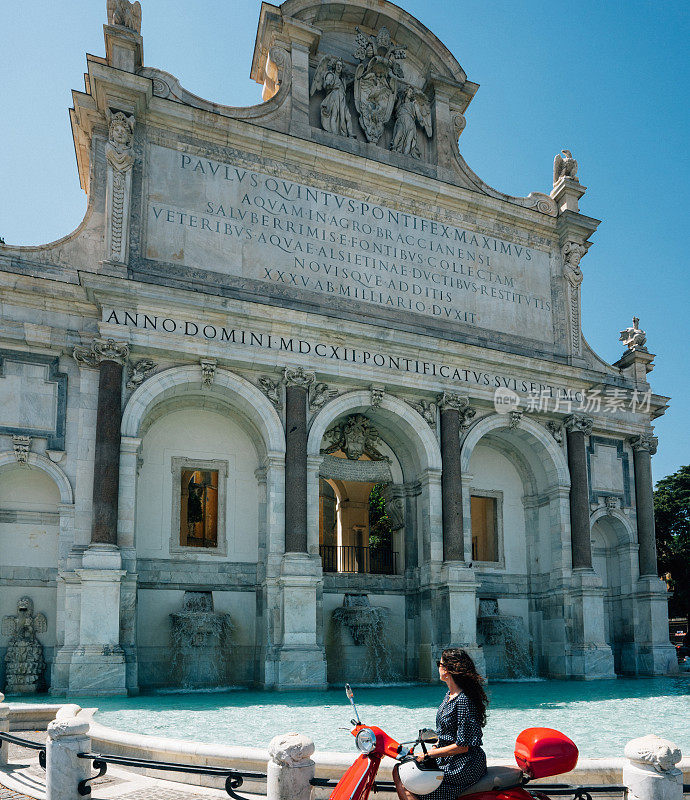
[630,433,658,455]
[284,366,315,389]
[437,392,476,429]
[564,413,593,435]
[74,337,129,367]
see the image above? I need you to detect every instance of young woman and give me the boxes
[393,648,488,800]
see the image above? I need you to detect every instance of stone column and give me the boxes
[630,434,659,577]
[70,338,130,695]
[438,393,474,562]
[284,367,313,553]
[564,414,593,569]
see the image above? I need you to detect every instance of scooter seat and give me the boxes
[455,766,525,796]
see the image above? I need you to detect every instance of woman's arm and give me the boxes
[417,743,468,761]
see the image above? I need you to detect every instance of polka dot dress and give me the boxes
[422,691,487,799]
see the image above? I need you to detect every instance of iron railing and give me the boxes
[320,544,398,574]
[0,731,46,769]
[76,751,264,799]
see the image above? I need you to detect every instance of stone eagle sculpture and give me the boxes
[107,0,142,33]
[553,149,578,184]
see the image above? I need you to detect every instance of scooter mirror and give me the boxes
[345,684,354,700]
[419,728,439,743]
[344,683,361,724]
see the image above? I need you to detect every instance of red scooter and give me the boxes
[329,684,578,800]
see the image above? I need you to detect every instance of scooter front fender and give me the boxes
[329,753,381,800]
[461,788,535,800]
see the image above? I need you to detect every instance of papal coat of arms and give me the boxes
[352,26,407,143]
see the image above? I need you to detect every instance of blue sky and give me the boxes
[1,1,688,483]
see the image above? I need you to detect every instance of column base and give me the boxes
[64,645,127,696]
[274,647,328,690]
[566,644,616,679]
[633,576,678,676]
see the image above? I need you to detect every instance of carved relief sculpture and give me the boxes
[390,86,432,158]
[107,0,142,32]
[322,414,386,460]
[259,376,282,409]
[126,358,156,390]
[562,241,587,356]
[283,366,316,389]
[310,382,337,411]
[553,149,579,184]
[408,399,436,427]
[620,316,648,352]
[353,26,407,143]
[200,359,216,388]
[12,435,31,464]
[2,597,47,694]
[311,57,355,137]
[105,109,135,264]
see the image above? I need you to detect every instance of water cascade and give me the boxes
[477,598,535,679]
[332,593,395,683]
[169,591,233,688]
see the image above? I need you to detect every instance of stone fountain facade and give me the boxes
[0,0,676,694]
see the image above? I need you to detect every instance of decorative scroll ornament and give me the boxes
[105,109,135,264]
[624,735,682,774]
[390,86,432,158]
[630,433,658,456]
[370,385,385,408]
[107,0,142,32]
[310,382,337,411]
[553,149,579,185]
[353,26,407,143]
[382,484,405,530]
[283,366,316,389]
[12,435,31,464]
[322,414,386,461]
[2,596,47,694]
[564,413,593,436]
[407,398,436,428]
[73,337,130,367]
[126,358,156,390]
[545,420,564,444]
[200,359,216,388]
[259,376,282,409]
[620,316,648,352]
[311,56,355,138]
[452,113,466,140]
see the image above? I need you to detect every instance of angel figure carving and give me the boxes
[390,86,432,158]
[553,149,579,184]
[107,0,142,33]
[2,597,47,694]
[311,57,355,138]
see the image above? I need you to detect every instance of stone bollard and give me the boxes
[624,735,683,800]
[0,692,9,765]
[267,732,316,800]
[46,713,91,800]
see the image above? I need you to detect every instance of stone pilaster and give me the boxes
[630,434,659,577]
[438,393,474,562]
[284,367,314,553]
[564,414,593,569]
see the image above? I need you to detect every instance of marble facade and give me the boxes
[0,0,677,695]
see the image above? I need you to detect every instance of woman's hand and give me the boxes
[418,743,469,762]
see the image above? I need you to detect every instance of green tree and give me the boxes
[654,465,690,620]
[368,483,393,551]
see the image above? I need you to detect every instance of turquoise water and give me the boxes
[7,677,689,759]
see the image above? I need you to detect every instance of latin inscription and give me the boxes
[145,146,555,344]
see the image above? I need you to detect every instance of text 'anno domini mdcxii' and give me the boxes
[145,145,555,344]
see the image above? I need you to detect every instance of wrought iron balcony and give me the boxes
[320,544,398,575]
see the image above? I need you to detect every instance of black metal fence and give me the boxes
[0,731,46,768]
[320,544,398,574]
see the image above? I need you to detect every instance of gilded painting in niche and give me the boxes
[180,468,219,547]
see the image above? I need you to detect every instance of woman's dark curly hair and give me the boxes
[440,648,488,727]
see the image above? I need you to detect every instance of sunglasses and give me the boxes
[436,660,446,668]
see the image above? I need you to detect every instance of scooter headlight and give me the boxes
[355,728,377,754]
